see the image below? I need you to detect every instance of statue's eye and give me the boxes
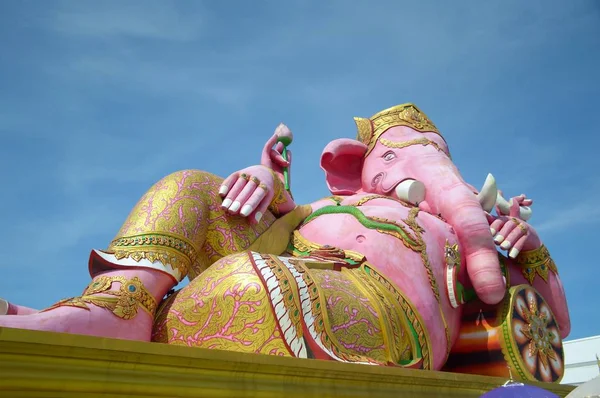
[383,151,396,161]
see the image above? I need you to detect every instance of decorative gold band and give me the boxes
[379,137,451,158]
[515,245,558,285]
[354,103,446,157]
[40,276,158,320]
[290,230,365,263]
[107,233,198,279]
[267,169,288,216]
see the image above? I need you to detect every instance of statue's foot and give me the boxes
[0,269,173,341]
[0,298,38,315]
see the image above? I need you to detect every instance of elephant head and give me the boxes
[320,103,506,305]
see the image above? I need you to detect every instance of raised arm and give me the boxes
[218,124,297,224]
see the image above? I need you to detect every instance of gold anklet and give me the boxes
[41,276,158,320]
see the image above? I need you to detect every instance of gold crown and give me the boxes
[354,103,444,156]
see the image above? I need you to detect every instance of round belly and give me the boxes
[297,209,461,370]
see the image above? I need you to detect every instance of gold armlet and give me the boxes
[40,276,158,320]
[515,245,558,285]
[268,169,289,216]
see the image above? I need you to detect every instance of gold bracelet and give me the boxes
[515,244,558,285]
[40,276,158,320]
[268,169,288,215]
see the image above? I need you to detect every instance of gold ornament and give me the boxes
[267,169,289,216]
[515,245,558,285]
[40,276,157,320]
[354,103,445,157]
[380,137,451,158]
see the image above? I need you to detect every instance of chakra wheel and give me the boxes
[500,284,564,383]
[444,284,564,383]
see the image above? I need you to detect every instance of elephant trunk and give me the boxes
[420,157,506,305]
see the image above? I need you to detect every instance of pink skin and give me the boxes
[486,198,571,337]
[0,267,174,340]
[318,127,506,306]
[2,302,38,315]
[299,196,462,370]
[218,125,295,224]
[488,194,535,258]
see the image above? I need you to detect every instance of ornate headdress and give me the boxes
[354,103,445,157]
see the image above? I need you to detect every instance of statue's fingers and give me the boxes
[275,141,284,153]
[522,198,533,206]
[219,172,239,196]
[270,148,289,167]
[222,176,247,210]
[501,224,526,251]
[248,185,272,224]
[508,198,521,218]
[508,234,529,259]
[229,177,258,215]
[489,217,505,236]
[495,217,517,245]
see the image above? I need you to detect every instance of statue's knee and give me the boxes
[158,170,224,192]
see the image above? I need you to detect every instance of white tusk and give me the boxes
[476,173,498,213]
[496,192,533,221]
[395,179,426,205]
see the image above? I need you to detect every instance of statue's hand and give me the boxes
[219,165,276,224]
[260,123,293,186]
[495,189,533,219]
[487,198,542,258]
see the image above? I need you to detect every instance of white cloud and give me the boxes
[536,201,600,234]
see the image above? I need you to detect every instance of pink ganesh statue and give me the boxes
[0,103,570,383]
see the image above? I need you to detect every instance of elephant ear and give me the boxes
[320,138,367,195]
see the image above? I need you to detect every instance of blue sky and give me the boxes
[0,1,598,340]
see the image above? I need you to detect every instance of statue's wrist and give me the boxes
[268,169,295,216]
[515,244,558,284]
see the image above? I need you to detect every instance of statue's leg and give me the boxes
[0,299,37,315]
[152,252,293,356]
[153,252,427,369]
[0,170,275,340]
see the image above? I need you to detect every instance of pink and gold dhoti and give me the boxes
[152,250,431,369]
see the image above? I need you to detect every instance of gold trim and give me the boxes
[290,230,365,263]
[0,328,574,397]
[515,245,558,285]
[361,264,433,370]
[350,267,420,367]
[498,285,564,384]
[268,169,288,215]
[380,137,451,158]
[40,276,158,319]
[356,103,445,157]
[108,232,198,279]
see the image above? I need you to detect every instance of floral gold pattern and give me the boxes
[500,285,564,383]
[380,137,451,158]
[268,169,289,216]
[40,276,157,320]
[355,103,445,157]
[351,194,413,209]
[289,230,365,263]
[153,251,427,368]
[515,245,558,285]
[152,252,292,356]
[360,264,431,370]
[109,170,275,281]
